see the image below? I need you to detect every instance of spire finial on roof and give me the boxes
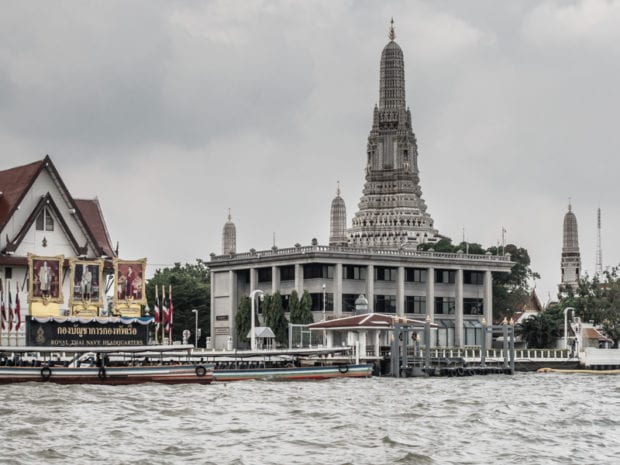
[336,180,341,197]
[389,18,395,41]
[227,208,232,221]
[568,197,572,212]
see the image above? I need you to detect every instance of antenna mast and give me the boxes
[595,207,603,275]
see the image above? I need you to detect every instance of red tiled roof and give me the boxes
[74,198,115,257]
[308,313,433,330]
[0,159,45,230]
[583,327,612,341]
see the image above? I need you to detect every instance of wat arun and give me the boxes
[346,20,439,250]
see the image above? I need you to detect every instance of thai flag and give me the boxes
[7,286,13,331]
[14,284,21,332]
[153,285,160,327]
[168,288,174,339]
[162,288,170,333]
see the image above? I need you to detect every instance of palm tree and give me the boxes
[516,314,558,348]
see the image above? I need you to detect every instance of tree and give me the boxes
[146,260,210,344]
[235,296,252,347]
[516,312,561,348]
[288,290,301,323]
[487,244,540,322]
[555,268,620,347]
[263,292,289,346]
[298,290,314,324]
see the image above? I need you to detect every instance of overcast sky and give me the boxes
[1,0,618,305]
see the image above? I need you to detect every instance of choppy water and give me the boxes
[1,373,619,465]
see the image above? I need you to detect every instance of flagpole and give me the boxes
[161,285,166,345]
[7,279,12,346]
[168,285,172,344]
[154,284,159,345]
[14,282,19,347]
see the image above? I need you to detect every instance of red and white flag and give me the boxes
[14,282,21,332]
[162,286,170,333]
[7,284,13,332]
[153,285,160,325]
[0,281,5,331]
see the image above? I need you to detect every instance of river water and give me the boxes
[1,373,619,465]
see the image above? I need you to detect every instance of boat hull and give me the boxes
[0,364,214,385]
[214,363,373,382]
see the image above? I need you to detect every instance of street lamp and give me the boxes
[250,289,265,351]
[564,307,575,350]
[322,284,327,346]
[191,309,199,349]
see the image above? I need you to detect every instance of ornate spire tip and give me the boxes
[389,18,395,41]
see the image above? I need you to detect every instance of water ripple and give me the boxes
[1,374,619,464]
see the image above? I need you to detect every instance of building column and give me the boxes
[374,330,381,357]
[426,267,435,346]
[334,263,343,317]
[295,264,303,294]
[455,269,464,347]
[397,266,405,316]
[359,330,368,359]
[326,331,334,348]
[367,264,374,313]
[484,270,493,348]
[229,270,236,345]
[210,271,215,348]
[250,267,257,292]
[271,265,280,294]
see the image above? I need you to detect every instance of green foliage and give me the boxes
[263,292,289,346]
[555,269,620,347]
[145,259,210,344]
[235,296,252,346]
[288,290,301,323]
[516,313,561,348]
[298,290,314,325]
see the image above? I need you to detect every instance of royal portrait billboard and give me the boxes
[28,254,64,304]
[69,259,104,314]
[113,258,147,309]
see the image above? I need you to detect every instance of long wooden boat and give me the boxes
[0,344,214,385]
[214,363,373,382]
[0,363,214,385]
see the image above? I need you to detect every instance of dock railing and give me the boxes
[366,347,572,362]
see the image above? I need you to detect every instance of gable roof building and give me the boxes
[0,155,116,343]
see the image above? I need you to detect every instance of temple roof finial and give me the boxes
[389,18,396,41]
[568,198,572,212]
[227,208,232,221]
[337,181,341,197]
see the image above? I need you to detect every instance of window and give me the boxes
[435,269,456,284]
[280,265,295,282]
[36,207,54,231]
[375,295,396,313]
[303,264,334,280]
[405,296,426,314]
[435,297,455,314]
[464,298,483,315]
[343,265,367,280]
[342,294,358,312]
[375,266,397,282]
[310,293,333,311]
[257,267,272,283]
[405,268,426,283]
[464,271,484,285]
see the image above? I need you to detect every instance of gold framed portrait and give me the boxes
[28,253,65,304]
[69,259,104,314]
[113,258,147,309]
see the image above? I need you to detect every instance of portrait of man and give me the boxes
[28,254,64,303]
[70,260,103,307]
